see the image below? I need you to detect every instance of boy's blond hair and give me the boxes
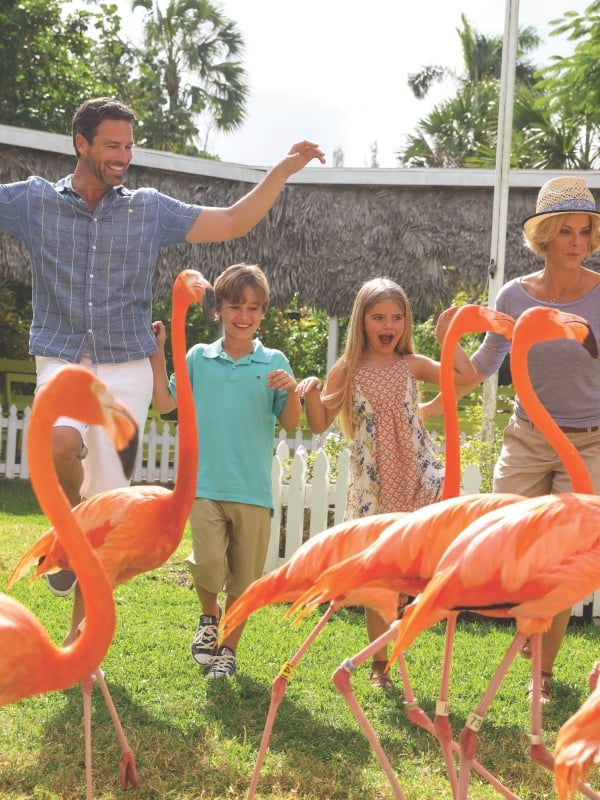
[214,263,269,311]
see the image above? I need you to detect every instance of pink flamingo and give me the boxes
[8,269,212,790]
[288,304,522,798]
[220,304,517,799]
[388,307,600,799]
[554,662,600,799]
[3,365,138,799]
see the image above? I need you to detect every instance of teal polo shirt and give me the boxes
[169,338,293,510]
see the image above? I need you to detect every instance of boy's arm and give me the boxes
[150,321,177,415]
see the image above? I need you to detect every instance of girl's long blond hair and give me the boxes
[326,278,415,439]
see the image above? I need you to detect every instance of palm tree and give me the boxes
[398,14,540,168]
[131,0,249,154]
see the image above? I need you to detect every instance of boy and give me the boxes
[151,263,301,678]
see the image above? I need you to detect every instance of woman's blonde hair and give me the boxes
[326,277,414,439]
[524,213,600,258]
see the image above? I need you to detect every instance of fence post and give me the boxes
[308,449,331,537]
[283,446,307,561]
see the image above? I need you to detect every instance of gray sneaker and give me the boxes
[206,645,236,679]
[190,605,221,665]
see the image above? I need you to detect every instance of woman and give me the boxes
[437,176,600,703]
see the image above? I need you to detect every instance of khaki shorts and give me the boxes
[35,355,153,498]
[493,415,600,497]
[186,498,271,597]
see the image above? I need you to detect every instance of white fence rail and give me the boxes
[1,405,597,620]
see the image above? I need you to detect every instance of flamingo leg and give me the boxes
[246,603,337,800]
[334,620,521,800]
[81,675,95,800]
[456,633,526,800]
[91,669,139,790]
[333,624,408,800]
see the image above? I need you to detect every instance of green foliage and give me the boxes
[260,297,330,380]
[0,279,32,359]
[456,395,506,492]
[0,0,122,133]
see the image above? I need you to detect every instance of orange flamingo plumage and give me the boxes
[286,304,523,798]
[7,268,212,789]
[220,304,518,800]
[8,269,211,591]
[554,664,600,800]
[388,307,600,799]
[2,365,138,799]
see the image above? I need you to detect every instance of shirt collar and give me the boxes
[204,338,270,363]
[55,175,132,198]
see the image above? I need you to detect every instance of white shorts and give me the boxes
[35,355,153,498]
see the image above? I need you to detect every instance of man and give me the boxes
[0,97,324,623]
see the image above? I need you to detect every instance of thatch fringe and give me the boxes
[2,145,599,319]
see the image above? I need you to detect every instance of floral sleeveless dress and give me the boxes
[345,358,444,520]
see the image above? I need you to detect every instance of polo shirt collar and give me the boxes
[205,338,270,363]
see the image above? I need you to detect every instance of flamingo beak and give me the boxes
[110,406,139,480]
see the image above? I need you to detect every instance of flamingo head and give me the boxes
[177,269,215,318]
[516,306,598,359]
[444,304,514,342]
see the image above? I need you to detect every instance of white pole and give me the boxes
[327,316,339,373]
[481,0,520,442]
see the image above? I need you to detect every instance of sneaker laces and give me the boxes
[209,647,236,677]
[193,616,218,649]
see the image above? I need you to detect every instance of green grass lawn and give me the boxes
[1,479,600,799]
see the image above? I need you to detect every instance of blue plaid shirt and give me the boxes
[0,175,201,363]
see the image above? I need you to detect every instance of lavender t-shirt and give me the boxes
[472,278,600,429]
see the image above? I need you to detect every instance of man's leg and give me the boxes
[47,425,87,597]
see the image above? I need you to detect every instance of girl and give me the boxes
[297,277,477,689]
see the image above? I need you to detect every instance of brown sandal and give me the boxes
[369,661,394,691]
[527,670,552,704]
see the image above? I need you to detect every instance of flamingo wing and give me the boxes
[8,485,177,589]
[390,493,600,662]
[220,512,404,639]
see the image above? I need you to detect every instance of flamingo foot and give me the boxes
[457,726,479,800]
[119,748,139,790]
[529,741,554,771]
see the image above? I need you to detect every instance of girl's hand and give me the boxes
[267,369,297,392]
[296,376,322,398]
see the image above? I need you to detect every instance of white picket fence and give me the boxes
[1,404,597,620]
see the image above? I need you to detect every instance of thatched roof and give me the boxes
[2,127,600,319]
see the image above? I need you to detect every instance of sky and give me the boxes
[197,0,591,169]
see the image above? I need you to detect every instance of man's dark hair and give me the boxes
[72,98,136,157]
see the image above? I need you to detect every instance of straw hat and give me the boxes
[522,176,600,237]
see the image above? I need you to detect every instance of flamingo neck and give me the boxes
[27,408,116,681]
[512,338,594,494]
[440,329,462,500]
[170,299,199,509]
